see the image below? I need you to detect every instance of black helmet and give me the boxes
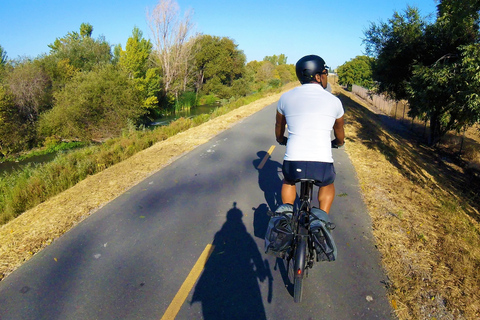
[295,55,328,84]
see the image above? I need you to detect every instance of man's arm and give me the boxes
[275,111,287,144]
[333,116,345,146]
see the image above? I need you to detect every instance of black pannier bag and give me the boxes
[309,207,337,261]
[264,204,294,258]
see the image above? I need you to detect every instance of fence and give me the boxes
[351,84,431,134]
[351,85,412,121]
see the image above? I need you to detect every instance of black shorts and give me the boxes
[282,161,336,187]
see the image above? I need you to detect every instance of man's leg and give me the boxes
[281,181,296,205]
[318,183,335,213]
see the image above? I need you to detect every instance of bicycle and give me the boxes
[269,139,339,303]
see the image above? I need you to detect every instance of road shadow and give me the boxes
[191,202,270,320]
[253,151,283,212]
[252,151,283,241]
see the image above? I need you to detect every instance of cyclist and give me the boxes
[275,55,345,214]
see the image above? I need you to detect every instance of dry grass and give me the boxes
[334,85,480,319]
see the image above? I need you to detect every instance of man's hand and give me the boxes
[331,139,344,148]
[277,136,288,146]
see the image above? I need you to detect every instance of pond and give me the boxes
[0,152,59,176]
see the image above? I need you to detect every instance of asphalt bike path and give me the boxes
[0,102,394,319]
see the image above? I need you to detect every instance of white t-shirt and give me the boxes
[277,84,344,163]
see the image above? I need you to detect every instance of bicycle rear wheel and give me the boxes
[293,236,307,303]
[294,276,304,303]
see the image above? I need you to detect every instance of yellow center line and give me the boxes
[257,145,276,170]
[160,244,215,320]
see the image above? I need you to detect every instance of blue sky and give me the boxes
[0,0,438,68]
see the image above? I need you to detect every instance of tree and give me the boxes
[263,54,287,65]
[0,45,7,82]
[193,35,246,98]
[0,45,7,66]
[147,0,195,98]
[408,44,480,143]
[337,56,374,90]
[275,64,295,84]
[80,23,93,38]
[39,65,145,140]
[48,23,112,72]
[118,27,153,79]
[255,61,276,83]
[4,59,52,122]
[363,6,428,100]
[363,1,480,144]
[0,86,37,155]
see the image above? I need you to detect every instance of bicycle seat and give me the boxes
[297,178,316,184]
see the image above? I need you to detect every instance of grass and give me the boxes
[334,85,480,319]
[0,141,87,163]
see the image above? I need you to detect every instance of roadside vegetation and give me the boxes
[336,84,480,319]
[334,1,480,318]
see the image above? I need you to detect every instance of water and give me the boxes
[0,152,58,175]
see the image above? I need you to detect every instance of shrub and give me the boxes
[38,65,145,141]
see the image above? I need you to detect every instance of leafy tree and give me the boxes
[48,23,112,72]
[133,67,162,119]
[363,1,480,144]
[80,23,93,38]
[246,59,295,90]
[118,27,153,78]
[193,35,246,98]
[275,64,295,84]
[112,44,122,65]
[263,54,287,65]
[337,56,374,90]
[37,55,79,93]
[363,6,428,100]
[0,45,7,82]
[39,65,145,140]
[408,45,480,143]
[0,45,7,66]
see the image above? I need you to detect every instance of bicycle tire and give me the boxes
[294,275,304,303]
[293,236,307,303]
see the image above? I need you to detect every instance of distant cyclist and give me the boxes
[275,55,345,214]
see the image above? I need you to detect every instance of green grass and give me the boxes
[0,85,288,226]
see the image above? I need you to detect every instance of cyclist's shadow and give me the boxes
[252,151,283,241]
[191,202,269,320]
[253,151,283,212]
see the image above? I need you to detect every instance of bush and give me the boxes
[38,65,145,141]
[198,94,218,105]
